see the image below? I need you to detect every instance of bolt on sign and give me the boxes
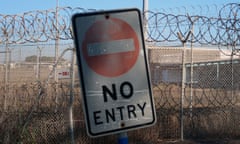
[72,8,156,137]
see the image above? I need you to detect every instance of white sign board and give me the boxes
[57,68,70,79]
[72,8,156,137]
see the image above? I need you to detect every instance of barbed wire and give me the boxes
[0,3,239,48]
[155,4,220,17]
[217,3,240,55]
[0,3,240,142]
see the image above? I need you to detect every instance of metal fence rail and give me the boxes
[0,2,240,143]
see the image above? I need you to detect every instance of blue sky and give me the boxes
[0,0,239,15]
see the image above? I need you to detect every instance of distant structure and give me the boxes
[148,46,239,88]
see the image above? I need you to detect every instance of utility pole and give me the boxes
[143,0,149,39]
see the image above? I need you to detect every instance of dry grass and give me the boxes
[0,67,240,143]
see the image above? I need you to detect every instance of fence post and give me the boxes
[69,47,76,144]
[181,45,186,141]
[54,1,60,112]
[4,29,9,111]
[177,31,191,141]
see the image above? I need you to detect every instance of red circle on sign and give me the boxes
[82,17,140,77]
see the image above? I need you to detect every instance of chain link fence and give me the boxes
[0,3,240,143]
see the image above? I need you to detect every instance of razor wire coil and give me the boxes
[0,3,239,49]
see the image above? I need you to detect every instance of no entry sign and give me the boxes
[82,17,140,77]
[72,8,156,137]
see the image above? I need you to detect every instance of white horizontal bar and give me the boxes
[87,38,134,56]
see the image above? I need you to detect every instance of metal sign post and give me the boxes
[72,8,156,138]
[118,132,128,144]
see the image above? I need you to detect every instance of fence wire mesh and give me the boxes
[0,2,240,143]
